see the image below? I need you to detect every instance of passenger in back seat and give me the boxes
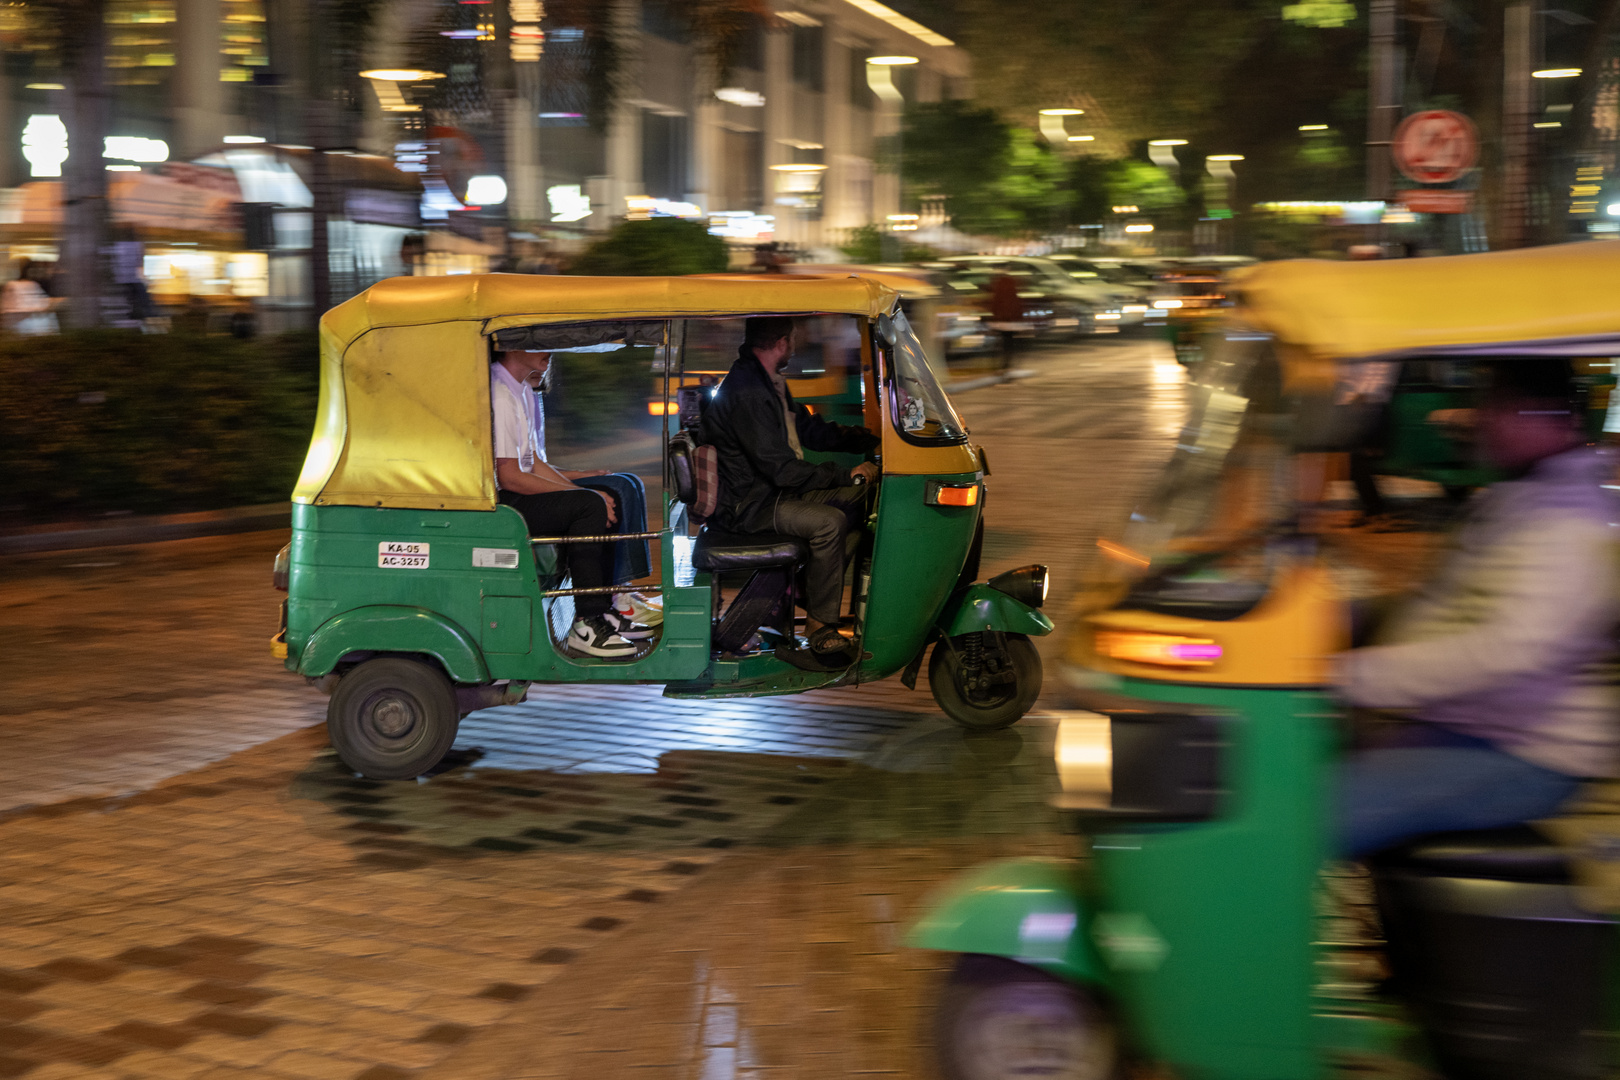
[491,349,651,659]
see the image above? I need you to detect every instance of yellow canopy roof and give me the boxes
[320,272,900,353]
[297,273,900,510]
[1231,241,1620,362]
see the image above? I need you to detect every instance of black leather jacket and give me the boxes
[700,347,880,533]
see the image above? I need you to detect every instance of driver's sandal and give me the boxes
[775,625,857,672]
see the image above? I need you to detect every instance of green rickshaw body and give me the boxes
[913,242,1620,1080]
[279,273,1048,717]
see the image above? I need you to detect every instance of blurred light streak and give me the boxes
[1532,67,1582,78]
[842,0,953,46]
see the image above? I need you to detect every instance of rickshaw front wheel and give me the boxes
[327,657,460,780]
[929,633,1042,731]
[936,955,1120,1080]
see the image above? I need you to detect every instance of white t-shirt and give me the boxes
[490,362,547,489]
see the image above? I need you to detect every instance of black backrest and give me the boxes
[668,433,696,505]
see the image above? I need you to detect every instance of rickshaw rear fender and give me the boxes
[937,584,1055,639]
[905,857,1105,986]
[298,605,489,683]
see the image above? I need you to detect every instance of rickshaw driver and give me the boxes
[491,348,651,659]
[1333,359,1620,856]
[703,316,880,671]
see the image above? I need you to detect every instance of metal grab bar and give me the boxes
[530,531,665,545]
[541,584,661,598]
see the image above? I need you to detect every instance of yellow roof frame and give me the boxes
[296,274,902,510]
[1231,241,1620,364]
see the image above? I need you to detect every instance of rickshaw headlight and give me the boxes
[1095,630,1221,667]
[1053,710,1113,810]
[988,564,1048,608]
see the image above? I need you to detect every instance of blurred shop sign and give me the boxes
[1398,190,1473,214]
[346,188,420,228]
[1392,110,1479,185]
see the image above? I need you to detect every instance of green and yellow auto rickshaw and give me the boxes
[908,241,1620,1080]
[273,273,1051,780]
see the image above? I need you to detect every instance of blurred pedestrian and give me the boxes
[986,272,1024,374]
[109,226,153,323]
[2,261,57,336]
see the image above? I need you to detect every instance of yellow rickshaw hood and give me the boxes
[320,273,901,352]
[1231,241,1620,364]
[298,274,902,511]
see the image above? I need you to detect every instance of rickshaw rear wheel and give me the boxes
[930,633,1041,731]
[327,657,459,780]
[936,955,1121,1080]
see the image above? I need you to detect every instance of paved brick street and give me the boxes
[0,338,1184,1080]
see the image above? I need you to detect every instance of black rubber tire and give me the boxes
[929,633,1042,731]
[326,657,459,780]
[935,955,1120,1080]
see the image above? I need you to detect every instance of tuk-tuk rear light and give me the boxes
[1054,710,1112,809]
[926,481,980,508]
[273,543,290,592]
[1096,630,1221,667]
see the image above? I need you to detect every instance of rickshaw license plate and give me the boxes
[378,542,430,569]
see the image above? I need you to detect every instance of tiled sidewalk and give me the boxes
[0,679,979,1080]
[0,337,1184,1078]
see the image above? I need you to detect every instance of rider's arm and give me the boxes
[794,405,880,455]
[1335,515,1618,709]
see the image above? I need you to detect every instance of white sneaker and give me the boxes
[603,609,657,640]
[568,616,640,659]
[613,591,664,627]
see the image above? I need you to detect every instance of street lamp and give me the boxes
[867,56,918,258]
[1038,107,1084,145]
[1147,139,1186,173]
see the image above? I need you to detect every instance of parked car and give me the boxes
[928,256,1110,338]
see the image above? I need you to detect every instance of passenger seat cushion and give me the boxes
[691,527,807,573]
[691,444,720,522]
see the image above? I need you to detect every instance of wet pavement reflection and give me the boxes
[0,337,1179,1079]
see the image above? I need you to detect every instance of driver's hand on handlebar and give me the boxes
[851,462,879,485]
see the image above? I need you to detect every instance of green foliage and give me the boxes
[0,332,319,521]
[569,217,730,276]
[838,224,938,263]
[901,101,1067,236]
[545,348,660,447]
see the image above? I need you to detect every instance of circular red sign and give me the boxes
[1392,110,1479,185]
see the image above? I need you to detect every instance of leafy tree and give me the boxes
[901,100,1067,236]
[569,217,729,275]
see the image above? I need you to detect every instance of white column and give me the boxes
[763,26,791,240]
[173,0,226,157]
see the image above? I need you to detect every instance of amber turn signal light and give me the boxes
[926,481,980,507]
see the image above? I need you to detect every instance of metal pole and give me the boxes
[1366,0,1401,204]
[1501,1,1534,248]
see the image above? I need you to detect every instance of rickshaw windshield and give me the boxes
[879,307,968,443]
[1112,330,1297,619]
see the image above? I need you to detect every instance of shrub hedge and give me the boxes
[0,331,319,522]
[0,329,657,524]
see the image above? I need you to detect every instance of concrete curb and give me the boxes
[0,502,292,555]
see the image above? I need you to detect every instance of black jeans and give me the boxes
[498,488,615,619]
[771,485,868,626]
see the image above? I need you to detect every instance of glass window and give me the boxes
[879,308,967,443]
[791,24,824,91]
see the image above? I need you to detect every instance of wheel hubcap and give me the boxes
[363,691,420,743]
